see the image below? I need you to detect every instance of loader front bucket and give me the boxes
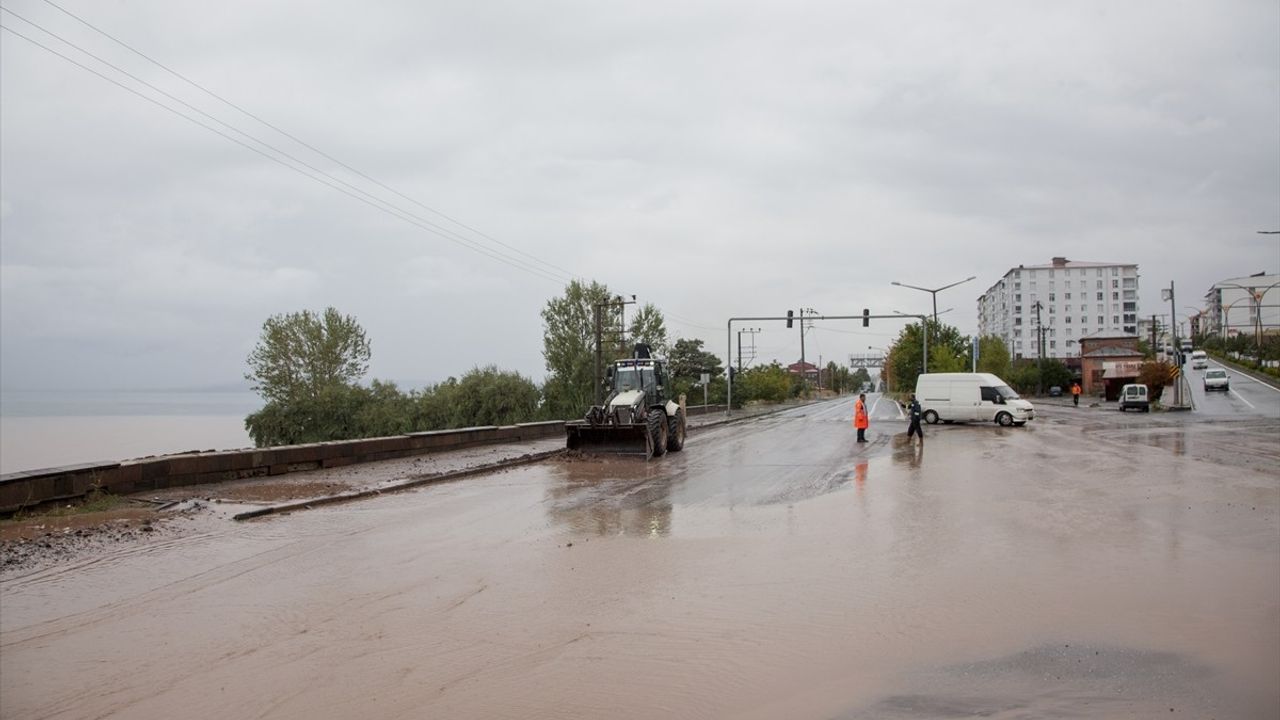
[565,422,653,458]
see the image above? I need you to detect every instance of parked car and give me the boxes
[1203,368,1230,392]
[1118,383,1150,412]
[915,373,1036,427]
[1190,350,1208,370]
[1048,386,1063,397]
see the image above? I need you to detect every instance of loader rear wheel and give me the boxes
[667,409,686,452]
[648,410,668,457]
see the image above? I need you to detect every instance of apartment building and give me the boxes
[978,257,1140,361]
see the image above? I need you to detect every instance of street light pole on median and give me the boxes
[892,276,977,324]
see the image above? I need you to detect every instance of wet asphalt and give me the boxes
[1,395,1277,719]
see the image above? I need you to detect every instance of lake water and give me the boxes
[0,390,261,475]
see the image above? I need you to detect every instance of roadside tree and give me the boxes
[245,307,371,405]
[541,280,615,420]
[627,303,669,357]
[976,335,1012,378]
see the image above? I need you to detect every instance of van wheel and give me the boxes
[923,410,939,425]
[996,412,1014,427]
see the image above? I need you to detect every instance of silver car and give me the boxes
[1204,368,1230,392]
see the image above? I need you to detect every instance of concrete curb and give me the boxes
[233,447,566,521]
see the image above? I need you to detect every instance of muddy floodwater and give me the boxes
[2,398,1277,718]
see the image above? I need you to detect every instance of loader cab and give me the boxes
[610,359,668,405]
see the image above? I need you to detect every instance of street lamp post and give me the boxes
[1213,280,1280,358]
[892,276,977,323]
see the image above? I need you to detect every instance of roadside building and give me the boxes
[787,361,819,383]
[1079,332,1144,400]
[1202,272,1280,340]
[977,257,1140,365]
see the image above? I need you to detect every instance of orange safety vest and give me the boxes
[853,400,869,430]
[1071,384,1081,395]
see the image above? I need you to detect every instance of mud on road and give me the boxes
[2,399,1277,719]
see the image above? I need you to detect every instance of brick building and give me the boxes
[1079,332,1144,400]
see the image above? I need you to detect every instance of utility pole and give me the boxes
[1163,282,1181,407]
[593,295,635,405]
[1033,300,1044,395]
[736,328,760,372]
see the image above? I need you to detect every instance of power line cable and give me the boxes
[0,23,572,286]
[31,0,584,284]
[0,6,576,288]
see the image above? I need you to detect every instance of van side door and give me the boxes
[979,386,1001,422]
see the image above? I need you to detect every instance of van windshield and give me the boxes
[996,385,1019,400]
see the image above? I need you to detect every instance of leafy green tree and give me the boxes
[668,338,723,382]
[449,366,542,427]
[976,335,1012,378]
[884,320,970,394]
[541,280,614,419]
[738,362,792,403]
[245,307,371,405]
[628,303,669,357]
[1038,359,1074,390]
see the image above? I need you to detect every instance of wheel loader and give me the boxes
[565,344,687,459]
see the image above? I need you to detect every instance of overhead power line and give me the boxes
[0,22,576,286]
[3,5,723,332]
[30,0,583,285]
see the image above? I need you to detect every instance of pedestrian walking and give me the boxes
[906,393,924,444]
[853,393,869,443]
[1071,381,1081,407]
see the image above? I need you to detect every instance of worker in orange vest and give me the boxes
[853,393,869,443]
[1071,381,1082,407]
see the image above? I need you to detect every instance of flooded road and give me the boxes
[3,397,1277,718]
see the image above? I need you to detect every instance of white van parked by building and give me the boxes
[914,373,1036,427]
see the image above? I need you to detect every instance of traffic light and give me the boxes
[862,308,870,327]
[786,310,794,328]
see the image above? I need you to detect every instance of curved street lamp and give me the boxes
[1212,280,1280,353]
[891,277,976,323]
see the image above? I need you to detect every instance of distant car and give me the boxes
[1190,350,1208,370]
[1118,383,1150,412]
[1048,386,1063,397]
[1204,368,1230,392]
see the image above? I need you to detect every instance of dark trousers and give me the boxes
[856,428,866,442]
[1073,394,1079,406]
[907,419,924,440]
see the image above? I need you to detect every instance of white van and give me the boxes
[1190,350,1208,369]
[914,373,1036,427]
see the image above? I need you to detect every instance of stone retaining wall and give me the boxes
[0,421,566,515]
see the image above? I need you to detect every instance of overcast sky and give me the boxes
[2,0,1277,392]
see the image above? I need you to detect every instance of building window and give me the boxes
[1096,281,1103,289]
[1080,316,1087,325]
[1112,267,1119,276]
[1111,279,1119,289]
[1014,305,1022,314]
[1050,340,1057,349]
[1123,302,1136,312]
[1049,293,1056,302]
[1113,315,1120,324]
[1049,305,1056,314]
[1048,269,1055,278]
[1065,292,1072,300]
[1014,317,1022,326]
[1065,316,1072,323]
[1111,292,1118,301]
[1098,316,1104,325]
[1097,269,1103,277]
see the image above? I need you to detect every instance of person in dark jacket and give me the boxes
[906,393,924,444]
